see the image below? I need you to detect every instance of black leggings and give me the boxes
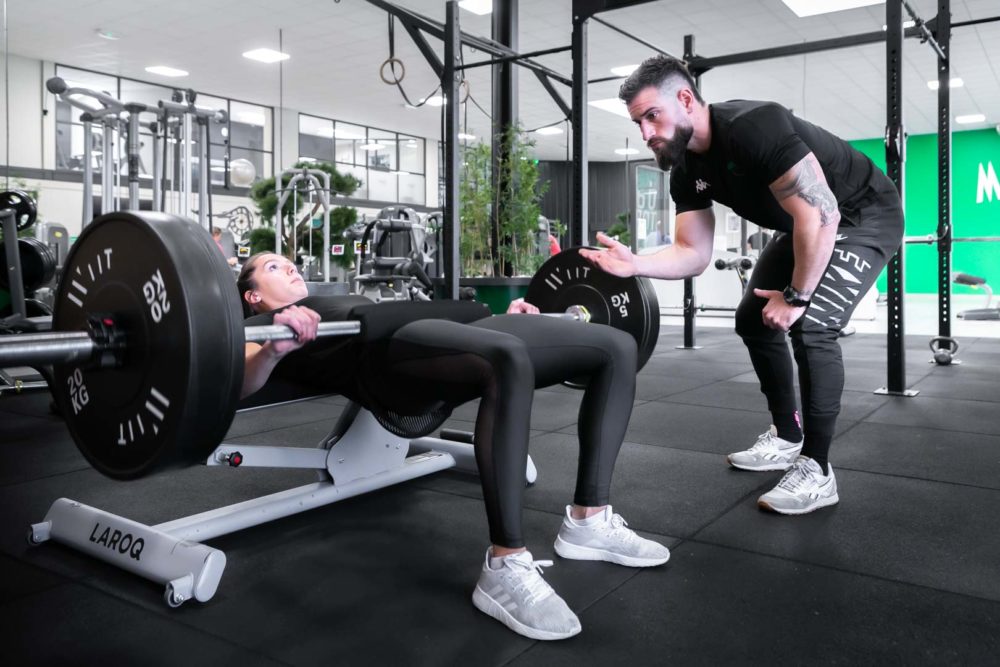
[381,315,638,548]
[735,190,903,464]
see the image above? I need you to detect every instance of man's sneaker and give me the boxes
[553,505,670,567]
[472,549,581,640]
[758,456,839,515]
[727,426,803,471]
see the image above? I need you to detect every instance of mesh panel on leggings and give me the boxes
[370,402,452,438]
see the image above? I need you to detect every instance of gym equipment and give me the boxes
[27,392,537,608]
[0,212,602,479]
[353,207,435,302]
[526,247,660,373]
[0,238,57,293]
[0,190,38,232]
[929,336,960,365]
[953,272,999,321]
[275,167,336,283]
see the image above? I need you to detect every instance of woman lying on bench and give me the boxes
[237,253,669,641]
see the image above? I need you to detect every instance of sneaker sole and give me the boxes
[757,493,840,515]
[553,535,670,567]
[727,455,796,472]
[472,586,581,641]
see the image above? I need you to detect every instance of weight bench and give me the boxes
[27,381,536,608]
[954,272,1000,321]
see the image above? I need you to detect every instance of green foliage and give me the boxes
[248,226,275,255]
[247,160,361,269]
[605,211,631,246]
[459,124,550,277]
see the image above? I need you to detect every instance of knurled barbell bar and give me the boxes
[0,211,625,480]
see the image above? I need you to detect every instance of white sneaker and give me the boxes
[727,426,803,471]
[472,549,581,640]
[553,505,670,567]
[758,456,839,515]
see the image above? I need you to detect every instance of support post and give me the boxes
[442,1,461,299]
[877,0,917,396]
[678,34,700,350]
[936,0,952,340]
[570,3,589,248]
[492,0,518,278]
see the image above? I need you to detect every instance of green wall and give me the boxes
[849,127,1000,294]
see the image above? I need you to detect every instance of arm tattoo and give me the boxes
[771,156,842,227]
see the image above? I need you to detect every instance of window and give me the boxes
[297,113,427,205]
[53,65,273,189]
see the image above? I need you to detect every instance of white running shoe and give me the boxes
[553,505,670,567]
[472,549,581,640]
[758,456,839,515]
[727,426,803,471]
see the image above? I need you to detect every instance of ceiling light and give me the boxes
[458,133,477,141]
[588,98,631,119]
[534,126,563,136]
[610,64,639,77]
[242,48,290,64]
[955,113,985,124]
[614,148,640,156]
[145,65,189,78]
[781,0,883,18]
[360,142,387,151]
[881,20,916,30]
[422,95,445,107]
[927,78,964,90]
[95,29,120,41]
[297,156,318,163]
[459,0,492,15]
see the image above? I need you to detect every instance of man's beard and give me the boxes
[650,123,693,172]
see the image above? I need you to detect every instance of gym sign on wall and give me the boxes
[977,162,999,203]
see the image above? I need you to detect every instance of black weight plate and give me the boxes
[0,237,57,291]
[52,212,245,479]
[0,190,38,231]
[526,247,659,373]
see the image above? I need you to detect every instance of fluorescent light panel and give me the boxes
[145,65,188,77]
[588,98,631,119]
[457,133,477,141]
[459,0,492,16]
[781,0,883,18]
[614,148,640,155]
[610,64,639,77]
[422,95,445,107]
[955,113,985,124]
[242,48,290,63]
[534,126,563,135]
[882,20,916,30]
[927,77,964,90]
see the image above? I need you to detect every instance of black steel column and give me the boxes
[678,34,700,350]
[936,0,952,340]
[492,0,517,277]
[878,0,915,395]
[570,4,588,248]
[442,1,461,300]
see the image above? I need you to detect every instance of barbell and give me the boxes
[0,211,658,480]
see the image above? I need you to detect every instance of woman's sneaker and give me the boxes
[758,456,839,515]
[727,426,803,471]
[553,505,670,567]
[472,549,581,640]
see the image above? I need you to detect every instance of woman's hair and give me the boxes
[618,54,704,106]
[236,253,266,317]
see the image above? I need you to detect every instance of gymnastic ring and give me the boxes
[379,58,405,85]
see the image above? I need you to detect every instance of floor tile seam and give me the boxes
[0,463,96,489]
[682,480,775,541]
[682,536,1000,606]
[224,414,342,440]
[855,417,1000,438]
[69,575,297,666]
[0,571,75,610]
[829,463,1000,493]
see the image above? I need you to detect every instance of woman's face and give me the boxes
[244,253,309,312]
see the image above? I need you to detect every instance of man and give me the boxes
[212,227,239,267]
[581,55,904,515]
[237,252,670,639]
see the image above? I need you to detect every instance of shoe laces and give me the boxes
[776,459,817,493]
[603,513,638,544]
[505,556,555,604]
[748,430,779,454]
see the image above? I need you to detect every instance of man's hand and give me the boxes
[753,288,806,332]
[270,305,321,356]
[507,298,540,315]
[578,232,638,278]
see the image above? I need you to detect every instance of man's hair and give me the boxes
[212,226,222,236]
[236,253,266,317]
[619,55,704,106]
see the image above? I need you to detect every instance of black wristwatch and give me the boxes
[782,285,812,308]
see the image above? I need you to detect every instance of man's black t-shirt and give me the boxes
[670,101,895,232]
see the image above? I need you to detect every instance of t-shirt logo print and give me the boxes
[695,179,710,192]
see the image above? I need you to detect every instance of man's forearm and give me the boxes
[790,212,838,296]
[635,243,710,280]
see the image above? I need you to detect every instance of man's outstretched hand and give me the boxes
[578,232,638,278]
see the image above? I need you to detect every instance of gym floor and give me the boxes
[1,325,998,665]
